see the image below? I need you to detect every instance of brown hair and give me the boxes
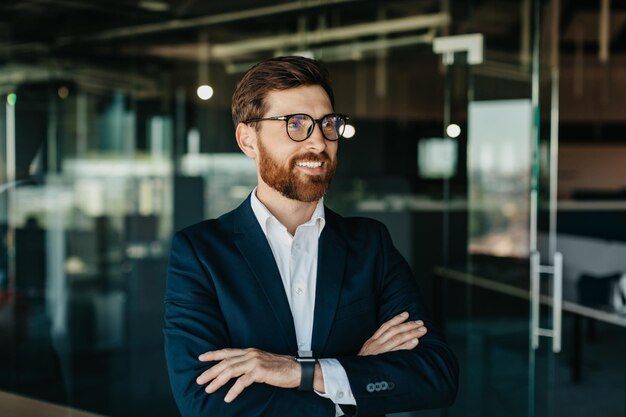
[231,56,335,127]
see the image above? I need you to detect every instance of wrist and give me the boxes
[313,362,325,393]
[292,356,302,388]
[295,354,317,391]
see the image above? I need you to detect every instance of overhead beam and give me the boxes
[599,0,611,63]
[56,0,360,45]
[210,13,449,59]
[224,32,436,73]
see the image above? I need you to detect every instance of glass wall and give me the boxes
[1,1,625,416]
[1,67,178,415]
[436,1,626,417]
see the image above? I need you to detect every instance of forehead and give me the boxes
[263,85,332,116]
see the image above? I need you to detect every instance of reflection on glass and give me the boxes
[468,99,533,258]
[181,152,256,218]
[418,137,458,179]
[0,81,181,414]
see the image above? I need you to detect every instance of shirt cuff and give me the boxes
[315,358,357,407]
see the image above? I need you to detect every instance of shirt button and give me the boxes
[295,288,303,295]
[337,391,344,399]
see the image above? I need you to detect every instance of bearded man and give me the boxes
[164,56,458,417]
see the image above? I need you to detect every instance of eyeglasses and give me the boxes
[243,113,349,142]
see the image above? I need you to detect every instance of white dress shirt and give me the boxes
[250,189,356,414]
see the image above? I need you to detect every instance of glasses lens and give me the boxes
[287,114,314,141]
[321,114,346,140]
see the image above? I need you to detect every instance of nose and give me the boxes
[304,123,327,153]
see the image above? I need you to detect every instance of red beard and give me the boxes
[257,139,336,202]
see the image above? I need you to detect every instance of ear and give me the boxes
[235,122,257,159]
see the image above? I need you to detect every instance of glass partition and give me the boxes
[1,1,624,417]
[433,1,540,417]
[1,82,179,414]
[468,99,533,259]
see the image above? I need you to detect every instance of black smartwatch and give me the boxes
[295,351,316,391]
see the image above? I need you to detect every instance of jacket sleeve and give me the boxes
[336,223,459,417]
[163,231,335,417]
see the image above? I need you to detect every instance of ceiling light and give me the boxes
[446,123,461,138]
[7,93,16,106]
[343,124,356,139]
[58,86,69,99]
[197,85,214,100]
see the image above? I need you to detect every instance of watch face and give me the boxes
[297,358,316,363]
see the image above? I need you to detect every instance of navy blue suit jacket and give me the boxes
[164,196,458,417]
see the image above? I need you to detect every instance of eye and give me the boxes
[287,115,307,130]
[322,115,340,128]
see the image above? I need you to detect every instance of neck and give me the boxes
[255,182,319,235]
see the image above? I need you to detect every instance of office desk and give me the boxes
[0,390,105,417]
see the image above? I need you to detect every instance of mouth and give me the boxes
[294,160,326,175]
[295,161,323,168]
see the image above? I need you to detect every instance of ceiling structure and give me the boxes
[2,0,625,64]
[0,0,625,127]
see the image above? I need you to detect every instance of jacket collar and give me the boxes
[249,187,326,237]
[231,194,347,356]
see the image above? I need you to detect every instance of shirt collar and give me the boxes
[250,187,326,237]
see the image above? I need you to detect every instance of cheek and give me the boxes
[285,145,307,160]
[327,142,339,159]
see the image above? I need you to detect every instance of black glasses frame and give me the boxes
[243,113,349,142]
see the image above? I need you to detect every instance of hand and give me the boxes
[358,311,427,356]
[197,348,300,403]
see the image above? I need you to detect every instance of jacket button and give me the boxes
[381,381,388,390]
[388,381,395,390]
[374,382,382,391]
[366,383,375,393]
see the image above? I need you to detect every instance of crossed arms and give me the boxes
[195,311,426,402]
[164,223,458,417]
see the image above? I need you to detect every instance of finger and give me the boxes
[199,348,249,362]
[370,312,409,340]
[197,355,250,385]
[360,323,427,356]
[379,326,427,351]
[389,337,420,352]
[205,358,251,393]
[224,373,256,403]
[197,357,235,385]
[377,320,424,344]
[371,312,410,339]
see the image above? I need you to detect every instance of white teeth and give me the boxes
[296,161,322,168]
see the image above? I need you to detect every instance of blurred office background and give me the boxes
[1,1,625,416]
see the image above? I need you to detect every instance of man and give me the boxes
[164,56,458,417]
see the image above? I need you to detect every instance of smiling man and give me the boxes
[164,56,458,417]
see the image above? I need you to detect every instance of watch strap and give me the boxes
[297,359,316,391]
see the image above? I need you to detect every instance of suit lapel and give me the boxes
[311,210,347,355]
[232,198,297,351]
